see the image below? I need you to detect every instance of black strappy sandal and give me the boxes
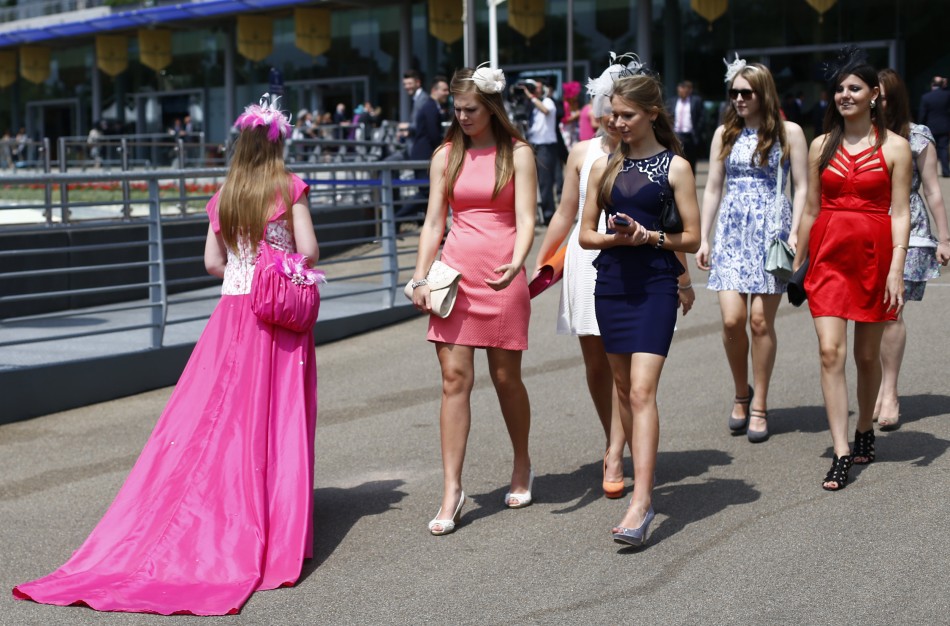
[822,454,853,491]
[728,385,754,433]
[852,428,876,465]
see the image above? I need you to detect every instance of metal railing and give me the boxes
[0,159,432,368]
[3,122,406,174]
[59,132,213,171]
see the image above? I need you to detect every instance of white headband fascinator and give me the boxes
[723,53,748,85]
[468,62,506,95]
[586,52,644,117]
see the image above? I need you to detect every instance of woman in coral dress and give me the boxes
[410,65,537,535]
[793,50,911,491]
[13,98,320,615]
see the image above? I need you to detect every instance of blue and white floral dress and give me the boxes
[904,123,941,301]
[708,127,791,294]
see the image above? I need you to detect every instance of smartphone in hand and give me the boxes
[612,216,631,227]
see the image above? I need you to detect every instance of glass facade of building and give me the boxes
[0,0,946,148]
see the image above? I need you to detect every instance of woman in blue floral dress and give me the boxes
[696,59,809,442]
[873,69,950,430]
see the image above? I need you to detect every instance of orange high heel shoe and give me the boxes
[602,451,624,499]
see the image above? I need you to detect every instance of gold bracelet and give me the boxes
[893,244,908,251]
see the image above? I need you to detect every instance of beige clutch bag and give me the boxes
[404,260,462,318]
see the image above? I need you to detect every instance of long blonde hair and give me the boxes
[597,74,681,212]
[719,63,789,167]
[441,67,528,201]
[217,126,292,253]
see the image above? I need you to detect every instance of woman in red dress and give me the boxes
[793,49,911,491]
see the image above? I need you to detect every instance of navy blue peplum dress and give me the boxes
[593,150,684,356]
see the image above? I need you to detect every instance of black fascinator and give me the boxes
[822,46,870,84]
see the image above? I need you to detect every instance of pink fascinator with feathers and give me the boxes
[234,93,292,142]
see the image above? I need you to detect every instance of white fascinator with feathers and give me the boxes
[723,53,748,85]
[586,52,646,117]
[468,62,506,95]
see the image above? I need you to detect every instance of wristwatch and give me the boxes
[410,278,428,289]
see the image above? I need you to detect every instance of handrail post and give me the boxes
[120,137,131,219]
[58,136,66,173]
[177,157,188,216]
[379,166,398,307]
[58,137,71,223]
[147,178,167,348]
[40,139,54,225]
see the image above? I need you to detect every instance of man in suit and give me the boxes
[409,75,449,161]
[667,80,705,173]
[919,76,950,177]
[397,75,450,220]
[396,70,427,153]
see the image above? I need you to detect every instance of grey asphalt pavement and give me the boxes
[2,173,949,625]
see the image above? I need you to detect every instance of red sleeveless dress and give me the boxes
[805,144,897,322]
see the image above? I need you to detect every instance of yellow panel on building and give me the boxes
[690,0,728,30]
[139,29,172,71]
[429,0,463,45]
[806,0,837,23]
[20,46,50,84]
[96,35,128,77]
[237,14,273,62]
[0,50,16,88]
[295,7,331,57]
[508,0,545,41]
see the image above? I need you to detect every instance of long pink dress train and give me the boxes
[13,175,318,616]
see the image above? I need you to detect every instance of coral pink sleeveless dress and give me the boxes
[13,175,318,615]
[805,145,897,322]
[427,144,530,350]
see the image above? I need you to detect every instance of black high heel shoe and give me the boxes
[728,385,754,433]
[852,428,875,465]
[747,409,769,443]
[822,455,853,491]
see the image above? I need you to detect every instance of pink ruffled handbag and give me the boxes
[250,241,325,332]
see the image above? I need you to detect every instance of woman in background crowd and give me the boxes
[873,68,950,430]
[534,58,630,500]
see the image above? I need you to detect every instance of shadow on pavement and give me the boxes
[768,404,829,435]
[475,449,737,518]
[770,393,949,437]
[300,479,408,580]
[892,393,950,429]
[643,477,761,549]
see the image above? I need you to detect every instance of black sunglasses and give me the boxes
[729,88,755,100]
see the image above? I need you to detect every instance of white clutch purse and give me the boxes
[404,260,462,318]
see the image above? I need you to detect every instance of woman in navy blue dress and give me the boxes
[579,72,700,546]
